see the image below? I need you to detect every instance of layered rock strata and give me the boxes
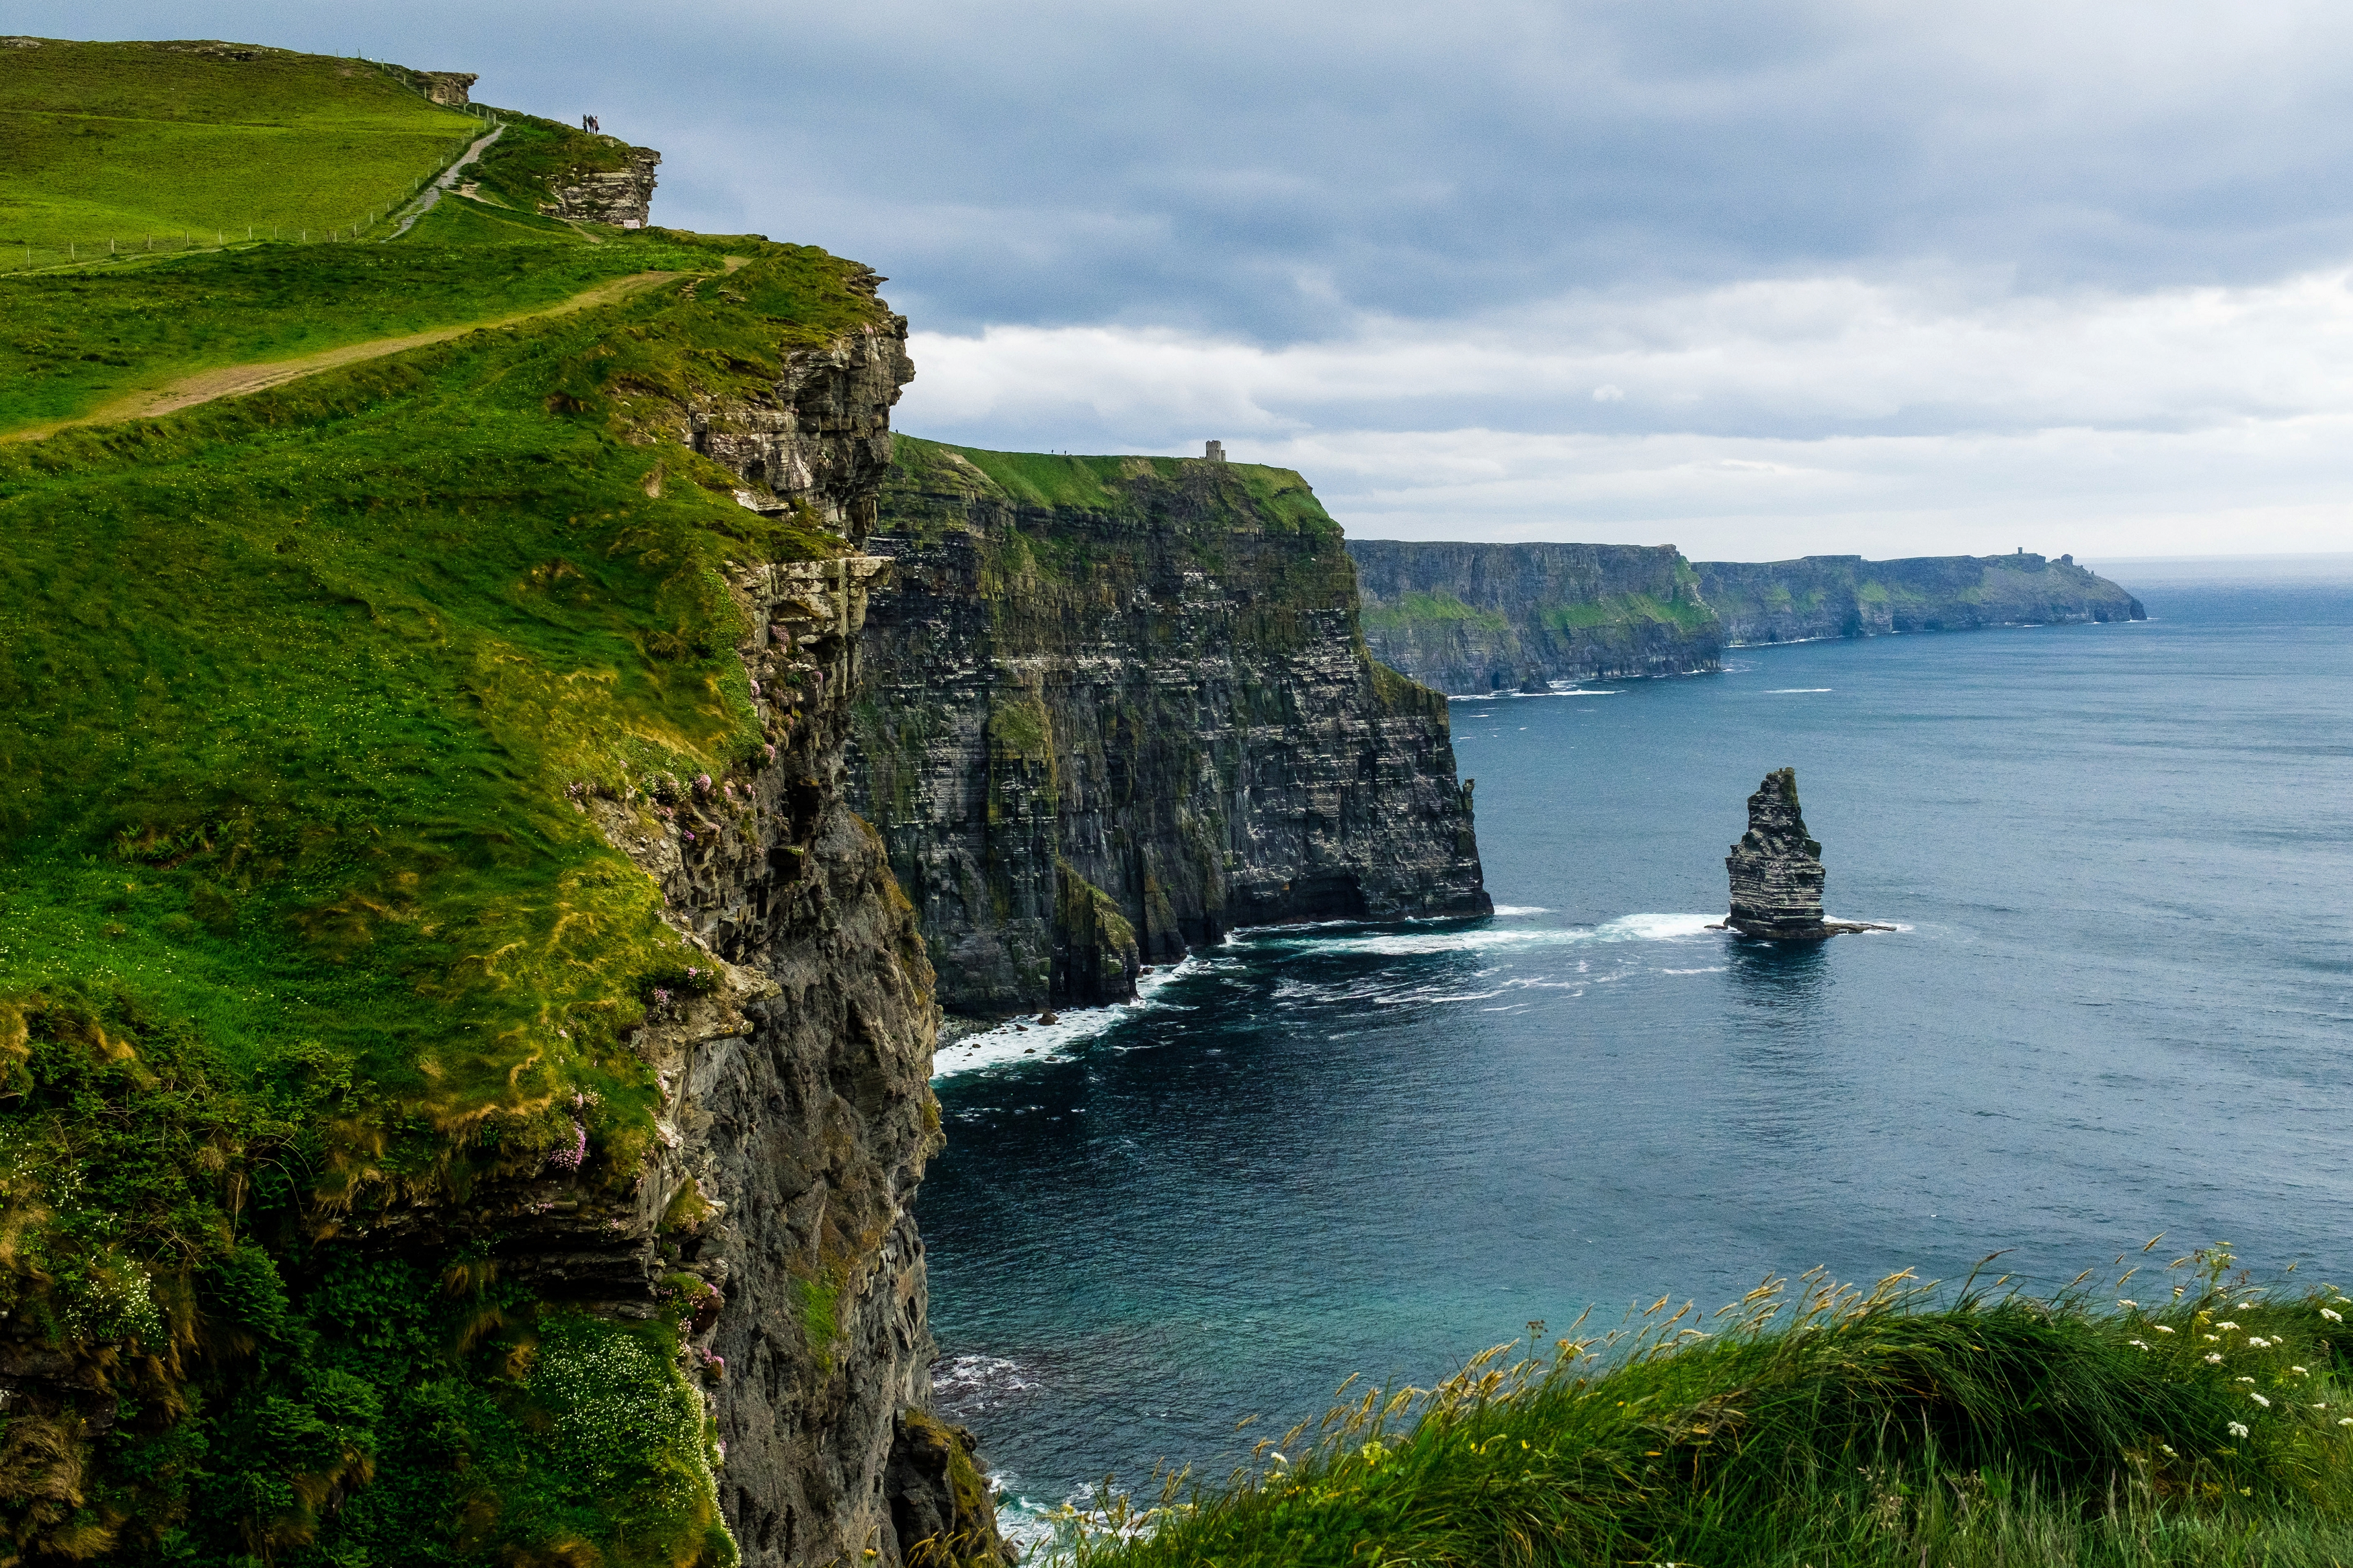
[1696,552,2145,645]
[599,324,1002,1563]
[1720,768,1888,940]
[413,69,477,106]
[545,143,663,226]
[849,440,1490,1016]
[1723,768,1829,938]
[1347,540,1720,694]
[1346,542,2148,691]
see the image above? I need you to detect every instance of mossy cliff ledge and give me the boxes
[1346,540,1722,695]
[848,441,1490,1016]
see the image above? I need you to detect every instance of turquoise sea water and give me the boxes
[916,563,2353,1530]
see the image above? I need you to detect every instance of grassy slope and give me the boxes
[0,53,890,1559]
[1069,1250,2353,1568]
[0,40,483,243]
[0,199,722,433]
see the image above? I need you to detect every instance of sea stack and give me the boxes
[1724,767,1833,939]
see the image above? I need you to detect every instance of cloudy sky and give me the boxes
[41,1,2353,557]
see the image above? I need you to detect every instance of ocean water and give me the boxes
[915,563,2353,1531]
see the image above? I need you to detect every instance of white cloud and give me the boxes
[898,265,2353,557]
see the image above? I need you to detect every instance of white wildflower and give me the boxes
[2118,1299,2139,1309]
[2251,1393,2272,1407]
[2323,1309,2344,1323]
[2129,1339,2151,1351]
[2341,1418,2353,1428]
[2206,1353,2225,1364]
[2229,1421,2250,1439]
[2237,1376,2257,1384]
[2217,1321,2241,1331]
[2159,1444,2178,1457]
[2154,1325,2176,1335]
[2292,1366,2309,1376]
[2247,1336,2270,1349]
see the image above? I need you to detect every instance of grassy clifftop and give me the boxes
[889,436,1340,536]
[0,48,896,1560]
[0,38,484,243]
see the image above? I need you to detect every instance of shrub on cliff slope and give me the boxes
[0,188,889,1559]
[1062,1247,2353,1567]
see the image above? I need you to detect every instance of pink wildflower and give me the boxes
[652,987,672,1006]
[762,743,777,763]
[546,1115,588,1173]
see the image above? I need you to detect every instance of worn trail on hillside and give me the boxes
[7,267,700,442]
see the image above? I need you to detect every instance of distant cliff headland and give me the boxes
[1348,540,2145,694]
[849,439,1489,1018]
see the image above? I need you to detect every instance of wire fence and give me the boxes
[7,69,502,273]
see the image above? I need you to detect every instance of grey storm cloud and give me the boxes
[31,0,2353,554]
[38,1,2353,336]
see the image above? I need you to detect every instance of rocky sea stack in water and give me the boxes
[1722,769,1890,939]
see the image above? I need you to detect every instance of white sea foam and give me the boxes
[1490,905,1550,916]
[931,1353,1041,1409]
[1445,687,1621,700]
[931,958,1203,1079]
[1765,688,1833,694]
[1249,911,1720,958]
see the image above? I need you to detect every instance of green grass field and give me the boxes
[0,38,484,246]
[1059,1247,2353,1568]
[0,202,727,434]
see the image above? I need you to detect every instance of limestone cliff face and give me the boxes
[545,144,663,226]
[594,330,1002,1565]
[1346,540,1721,694]
[1696,552,2146,644]
[849,440,1490,1018]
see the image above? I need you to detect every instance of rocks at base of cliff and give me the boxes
[885,1410,1012,1567]
[1719,768,1892,940]
[1055,860,1140,1005]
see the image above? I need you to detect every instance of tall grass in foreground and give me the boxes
[1053,1245,2353,1567]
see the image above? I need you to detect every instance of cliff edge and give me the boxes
[0,75,999,1556]
[1696,551,2145,645]
[850,440,1490,1016]
[1347,539,1721,694]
